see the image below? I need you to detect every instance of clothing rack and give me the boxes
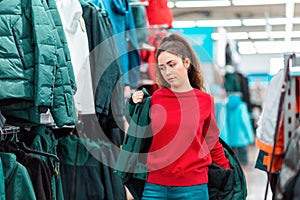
[0,125,20,140]
[283,53,300,151]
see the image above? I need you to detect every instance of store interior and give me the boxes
[0,0,299,200]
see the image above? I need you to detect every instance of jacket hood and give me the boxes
[226,95,242,110]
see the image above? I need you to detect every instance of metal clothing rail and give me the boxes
[0,125,20,140]
[283,53,300,151]
[264,53,300,200]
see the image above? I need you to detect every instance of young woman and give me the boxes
[131,33,230,200]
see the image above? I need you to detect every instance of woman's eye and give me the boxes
[169,63,175,67]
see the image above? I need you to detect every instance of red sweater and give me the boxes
[147,88,230,186]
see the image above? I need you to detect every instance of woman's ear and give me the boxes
[184,58,191,69]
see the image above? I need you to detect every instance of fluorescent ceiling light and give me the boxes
[242,19,266,26]
[254,41,287,54]
[175,0,231,8]
[238,46,257,54]
[268,31,286,38]
[249,32,269,39]
[292,17,300,24]
[238,41,254,48]
[226,32,249,40]
[172,21,196,28]
[211,33,224,40]
[238,45,256,54]
[238,40,300,54]
[196,19,242,27]
[237,41,256,54]
[291,31,300,38]
[232,0,300,6]
[268,18,287,25]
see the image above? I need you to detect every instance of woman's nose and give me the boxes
[165,66,172,75]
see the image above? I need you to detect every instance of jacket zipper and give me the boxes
[11,27,26,68]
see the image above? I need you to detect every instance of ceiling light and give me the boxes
[211,33,224,40]
[249,32,269,39]
[242,19,266,26]
[174,1,231,8]
[238,46,257,54]
[267,18,287,25]
[254,41,287,54]
[172,21,196,28]
[291,31,300,38]
[292,18,300,24]
[237,41,256,54]
[226,32,249,40]
[268,31,286,38]
[232,0,300,6]
[196,19,242,27]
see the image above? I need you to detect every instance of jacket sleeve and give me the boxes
[31,0,57,107]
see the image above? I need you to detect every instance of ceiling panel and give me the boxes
[169,1,300,53]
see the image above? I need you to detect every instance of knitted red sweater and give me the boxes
[147,88,230,186]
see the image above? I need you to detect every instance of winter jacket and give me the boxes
[225,95,254,147]
[81,2,124,124]
[20,125,64,200]
[142,0,173,28]
[58,135,126,200]
[0,159,5,200]
[0,0,77,127]
[115,88,152,200]
[87,0,141,87]
[0,0,56,107]
[0,152,36,200]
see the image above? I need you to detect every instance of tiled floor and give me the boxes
[245,145,272,200]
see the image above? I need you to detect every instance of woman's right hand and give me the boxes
[132,90,144,104]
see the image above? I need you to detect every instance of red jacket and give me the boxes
[142,0,173,28]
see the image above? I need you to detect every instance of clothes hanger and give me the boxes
[2,127,61,163]
[15,141,60,163]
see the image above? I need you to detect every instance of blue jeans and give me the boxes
[142,182,209,200]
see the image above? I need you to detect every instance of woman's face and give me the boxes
[157,51,191,92]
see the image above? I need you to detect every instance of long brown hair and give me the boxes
[155,33,206,91]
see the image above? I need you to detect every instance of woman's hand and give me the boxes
[132,90,144,104]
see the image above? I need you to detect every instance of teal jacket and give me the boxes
[115,88,152,200]
[0,152,36,200]
[0,0,76,127]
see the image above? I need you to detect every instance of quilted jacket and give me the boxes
[0,0,76,126]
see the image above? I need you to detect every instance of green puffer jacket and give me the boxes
[0,0,56,107]
[0,0,76,126]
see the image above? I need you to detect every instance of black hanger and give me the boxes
[16,141,60,163]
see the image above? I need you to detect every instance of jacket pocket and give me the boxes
[64,93,74,117]
[11,27,26,69]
